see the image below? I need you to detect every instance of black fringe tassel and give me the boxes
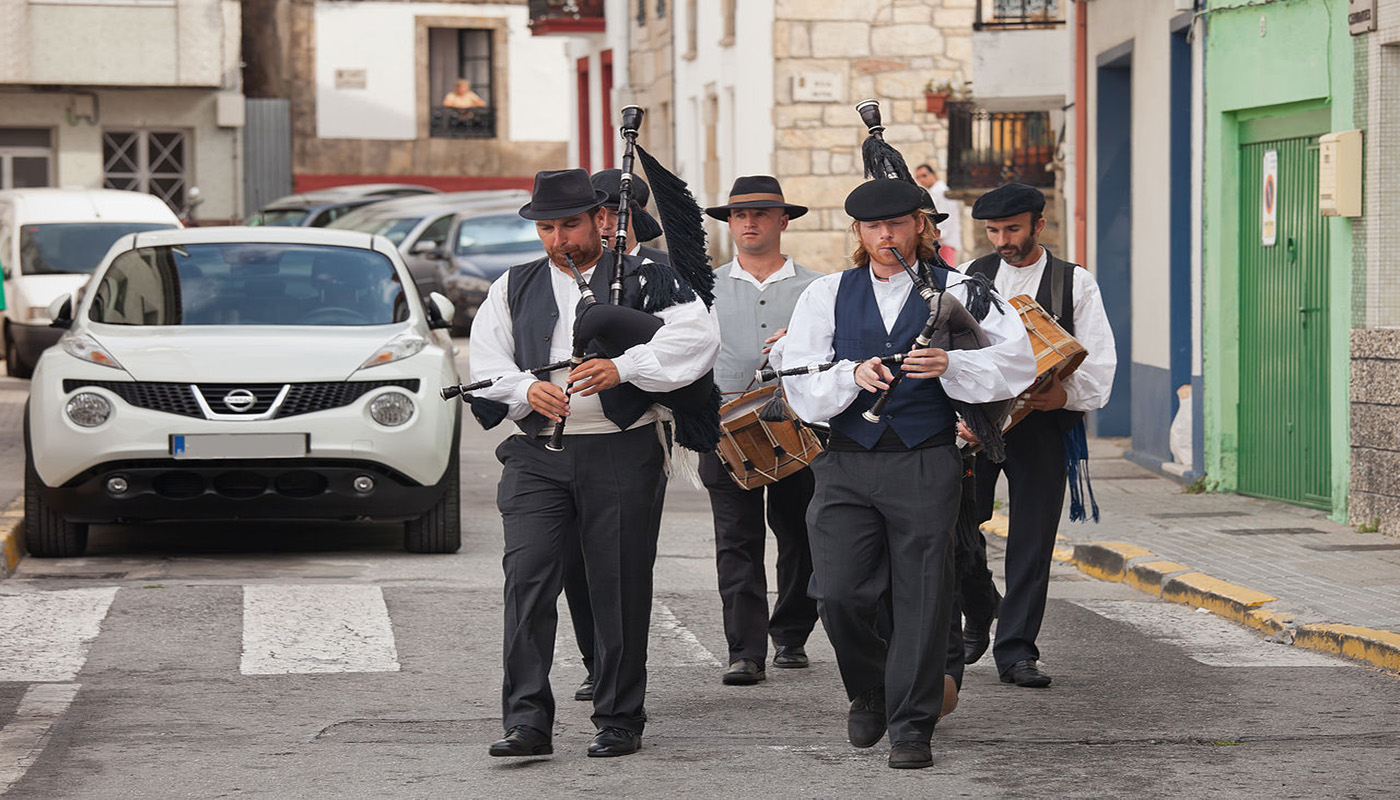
[637,260,696,313]
[961,272,1003,322]
[861,136,917,184]
[953,400,1007,464]
[671,384,723,452]
[635,144,715,308]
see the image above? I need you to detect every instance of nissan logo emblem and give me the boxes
[222,389,257,413]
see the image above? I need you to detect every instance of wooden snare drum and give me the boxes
[715,385,823,490]
[1006,294,1088,429]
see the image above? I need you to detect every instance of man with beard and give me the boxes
[778,178,1034,768]
[469,168,719,758]
[957,183,1117,688]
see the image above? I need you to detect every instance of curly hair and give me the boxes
[849,212,939,268]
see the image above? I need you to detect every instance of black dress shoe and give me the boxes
[488,725,552,757]
[888,740,934,769]
[772,645,809,669]
[1000,659,1052,688]
[722,658,766,685]
[574,674,595,701]
[587,727,641,757]
[963,588,1001,665]
[846,687,886,748]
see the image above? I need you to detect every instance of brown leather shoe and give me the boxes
[888,740,933,769]
[847,687,886,748]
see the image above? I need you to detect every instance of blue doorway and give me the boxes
[1095,45,1133,437]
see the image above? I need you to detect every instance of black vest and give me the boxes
[505,252,654,437]
[967,247,1083,430]
[966,247,1076,335]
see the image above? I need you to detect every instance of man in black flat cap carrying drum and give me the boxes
[700,176,823,687]
[469,168,719,759]
[777,178,1034,769]
[956,183,1117,689]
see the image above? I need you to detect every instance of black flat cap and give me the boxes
[705,175,808,220]
[844,178,927,222]
[971,183,1046,220]
[590,168,652,209]
[519,168,609,220]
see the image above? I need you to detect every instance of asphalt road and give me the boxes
[2,348,1398,798]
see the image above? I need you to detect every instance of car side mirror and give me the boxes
[409,240,440,256]
[425,291,454,330]
[48,294,74,329]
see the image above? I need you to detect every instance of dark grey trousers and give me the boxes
[806,443,961,745]
[699,452,819,663]
[496,426,665,735]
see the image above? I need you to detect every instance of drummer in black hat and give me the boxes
[692,176,823,688]
[776,177,1034,769]
[955,182,1117,689]
[470,168,719,760]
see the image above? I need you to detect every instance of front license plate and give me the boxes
[170,433,309,459]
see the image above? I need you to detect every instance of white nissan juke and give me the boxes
[23,227,462,557]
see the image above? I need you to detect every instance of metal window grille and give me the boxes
[974,0,1064,30]
[102,129,188,211]
[0,128,53,188]
[946,102,1056,189]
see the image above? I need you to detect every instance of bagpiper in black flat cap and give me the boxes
[591,168,663,242]
[971,182,1046,220]
[519,168,610,220]
[843,178,929,222]
[705,175,808,220]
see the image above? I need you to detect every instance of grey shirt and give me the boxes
[711,256,822,394]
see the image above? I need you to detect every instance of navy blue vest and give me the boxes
[829,265,956,449]
[505,252,653,437]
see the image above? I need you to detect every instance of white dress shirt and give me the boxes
[773,266,1036,424]
[727,256,798,291]
[469,259,720,434]
[957,247,1117,412]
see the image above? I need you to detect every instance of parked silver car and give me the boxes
[245,184,440,228]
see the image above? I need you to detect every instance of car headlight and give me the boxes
[358,333,426,369]
[61,333,125,370]
[65,392,113,427]
[368,392,415,426]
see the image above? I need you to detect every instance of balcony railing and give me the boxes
[947,101,1056,190]
[430,107,496,140]
[528,0,605,34]
[974,0,1065,30]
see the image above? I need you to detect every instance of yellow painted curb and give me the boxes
[0,497,23,579]
[1294,625,1400,672]
[1052,546,1075,563]
[1161,572,1277,623]
[1242,608,1294,637]
[1125,560,1193,597]
[1072,541,1157,583]
[981,513,1010,539]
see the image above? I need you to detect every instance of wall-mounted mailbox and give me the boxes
[1319,129,1362,218]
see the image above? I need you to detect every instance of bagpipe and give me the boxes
[441,106,721,453]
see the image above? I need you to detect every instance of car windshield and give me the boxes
[454,214,541,256]
[329,214,425,245]
[87,243,410,327]
[246,209,310,226]
[19,222,177,275]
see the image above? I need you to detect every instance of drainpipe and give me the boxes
[1074,0,1088,263]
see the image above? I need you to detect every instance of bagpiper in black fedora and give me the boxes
[519,168,610,220]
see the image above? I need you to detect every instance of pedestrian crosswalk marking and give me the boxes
[1073,600,1348,668]
[0,683,81,794]
[0,588,118,682]
[241,585,400,675]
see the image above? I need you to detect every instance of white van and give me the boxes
[0,188,181,377]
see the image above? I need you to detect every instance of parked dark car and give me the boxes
[437,202,545,335]
[327,190,529,304]
[245,184,440,228]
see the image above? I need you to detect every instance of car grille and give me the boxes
[63,380,420,419]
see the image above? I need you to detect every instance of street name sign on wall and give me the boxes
[1350,0,1377,34]
[335,69,367,90]
[1261,150,1278,247]
[792,72,842,103]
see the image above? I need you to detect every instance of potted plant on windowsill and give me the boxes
[924,79,955,116]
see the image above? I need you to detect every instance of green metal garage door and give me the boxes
[1237,135,1330,509]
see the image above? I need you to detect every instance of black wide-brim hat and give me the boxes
[844,178,931,222]
[705,175,808,220]
[519,168,610,220]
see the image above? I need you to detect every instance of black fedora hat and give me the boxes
[705,175,808,220]
[519,169,609,220]
[590,168,652,209]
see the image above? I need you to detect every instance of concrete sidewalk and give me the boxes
[983,438,1400,672]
